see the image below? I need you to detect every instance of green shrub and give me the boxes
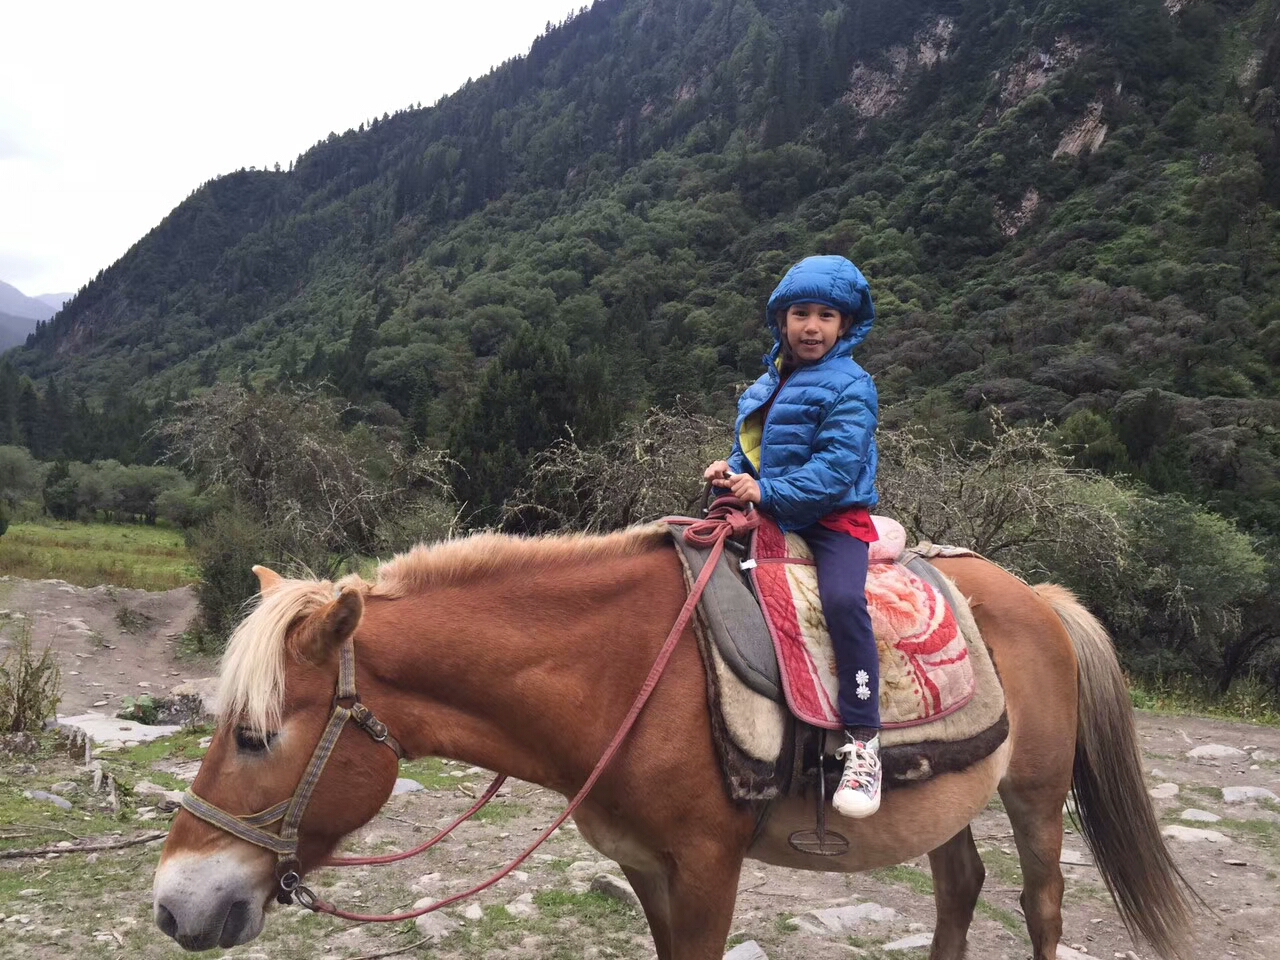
[186,501,275,652]
[0,622,62,732]
[118,693,158,725]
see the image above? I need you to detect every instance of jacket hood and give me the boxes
[765,255,875,350]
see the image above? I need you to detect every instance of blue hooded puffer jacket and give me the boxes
[725,255,879,531]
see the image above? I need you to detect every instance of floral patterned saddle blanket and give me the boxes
[749,514,974,730]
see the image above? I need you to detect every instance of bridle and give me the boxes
[177,498,758,922]
[180,639,404,905]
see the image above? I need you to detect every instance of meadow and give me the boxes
[0,522,197,592]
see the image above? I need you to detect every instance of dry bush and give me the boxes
[0,621,61,733]
[878,410,1129,579]
[503,407,725,533]
[161,383,458,574]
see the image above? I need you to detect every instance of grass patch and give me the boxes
[844,936,896,957]
[976,897,1027,938]
[533,888,637,922]
[977,845,1024,887]
[1183,784,1222,800]
[0,522,197,591]
[870,863,934,897]
[473,800,531,824]
[398,756,462,790]
[114,606,152,632]
[114,728,211,765]
[1218,817,1280,848]
[451,893,646,959]
[1129,675,1280,726]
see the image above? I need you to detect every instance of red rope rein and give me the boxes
[321,772,508,867]
[303,503,757,923]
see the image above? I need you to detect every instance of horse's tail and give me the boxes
[1033,583,1199,960]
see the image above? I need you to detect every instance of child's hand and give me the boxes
[703,460,731,481]
[720,472,761,504]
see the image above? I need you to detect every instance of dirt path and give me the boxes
[2,578,1278,960]
[0,576,210,717]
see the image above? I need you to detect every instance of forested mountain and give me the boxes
[11,0,1280,532]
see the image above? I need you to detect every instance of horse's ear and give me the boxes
[252,565,284,594]
[293,589,364,664]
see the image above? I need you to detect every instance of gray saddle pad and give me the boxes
[667,525,779,700]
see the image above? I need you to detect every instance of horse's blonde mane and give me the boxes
[217,524,667,733]
[218,576,352,736]
[370,523,668,599]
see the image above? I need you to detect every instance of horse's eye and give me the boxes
[234,728,274,753]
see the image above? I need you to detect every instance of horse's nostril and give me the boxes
[220,899,252,946]
[156,903,178,939]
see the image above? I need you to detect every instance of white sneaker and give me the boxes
[833,733,882,818]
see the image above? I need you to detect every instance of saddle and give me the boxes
[665,505,1008,805]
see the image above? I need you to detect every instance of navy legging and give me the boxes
[798,523,880,730]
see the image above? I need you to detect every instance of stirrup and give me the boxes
[787,757,849,857]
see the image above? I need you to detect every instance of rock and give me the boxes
[409,898,458,943]
[511,870,529,883]
[392,778,424,795]
[1186,744,1247,760]
[61,618,92,632]
[161,678,220,725]
[1059,848,1091,865]
[724,941,770,960]
[1251,750,1278,763]
[568,860,607,878]
[134,780,172,798]
[1222,786,1280,804]
[1148,783,1179,799]
[54,712,181,746]
[23,790,72,811]
[463,903,484,921]
[0,732,39,758]
[409,873,444,894]
[1161,826,1230,843]
[803,902,900,934]
[504,892,538,918]
[1057,948,1092,959]
[1178,809,1221,823]
[884,932,934,952]
[1223,858,1248,866]
[49,781,79,795]
[1149,767,1169,779]
[590,874,641,910]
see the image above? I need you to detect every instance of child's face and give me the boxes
[782,303,847,364]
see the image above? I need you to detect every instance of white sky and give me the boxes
[0,0,579,296]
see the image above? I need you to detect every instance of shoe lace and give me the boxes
[834,740,880,792]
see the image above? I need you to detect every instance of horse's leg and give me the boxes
[926,826,985,960]
[621,865,673,960]
[1000,782,1066,960]
[663,843,746,960]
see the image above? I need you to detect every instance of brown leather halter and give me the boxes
[180,639,404,904]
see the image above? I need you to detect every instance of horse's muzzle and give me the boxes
[153,852,267,950]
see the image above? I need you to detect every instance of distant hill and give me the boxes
[36,292,73,312]
[9,0,1280,533]
[0,312,39,351]
[0,280,55,322]
[0,280,57,351]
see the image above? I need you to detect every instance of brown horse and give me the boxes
[152,525,1197,959]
